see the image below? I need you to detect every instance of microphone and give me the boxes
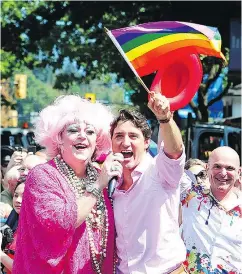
[108,176,118,198]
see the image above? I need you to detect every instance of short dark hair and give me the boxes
[110,109,152,140]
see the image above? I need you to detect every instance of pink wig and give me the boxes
[34,95,114,159]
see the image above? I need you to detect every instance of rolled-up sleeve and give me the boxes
[155,142,185,188]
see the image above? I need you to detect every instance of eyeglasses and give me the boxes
[194,170,207,180]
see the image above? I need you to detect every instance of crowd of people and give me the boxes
[0,92,241,274]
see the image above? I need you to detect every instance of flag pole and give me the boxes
[104,27,151,94]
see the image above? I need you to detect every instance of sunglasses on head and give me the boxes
[195,170,207,180]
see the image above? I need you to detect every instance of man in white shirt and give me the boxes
[110,91,187,274]
[181,146,242,273]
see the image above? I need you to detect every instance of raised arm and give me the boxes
[148,91,183,159]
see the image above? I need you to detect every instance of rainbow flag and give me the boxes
[105,21,226,77]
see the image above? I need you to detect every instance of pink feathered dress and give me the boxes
[12,160,115,274]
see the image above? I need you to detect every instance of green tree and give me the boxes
[11,67,61,115]
[1,1,240,121]
[1,0,46,76]
[189,52,232,122]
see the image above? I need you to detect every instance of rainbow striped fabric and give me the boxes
[106,21,226,77]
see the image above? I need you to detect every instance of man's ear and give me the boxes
[238,166,242,180]
[145,139,150,150]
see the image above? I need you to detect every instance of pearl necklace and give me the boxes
[54,156,112,274]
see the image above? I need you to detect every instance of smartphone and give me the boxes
[27,145,36,154]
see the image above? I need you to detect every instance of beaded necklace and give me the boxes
[54,156,113,274]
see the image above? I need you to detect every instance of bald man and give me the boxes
[181,146,242,274]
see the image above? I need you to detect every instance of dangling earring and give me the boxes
[91,148,97,162]
[57,144,64,159]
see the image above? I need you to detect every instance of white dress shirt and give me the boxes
[113,145,186,274]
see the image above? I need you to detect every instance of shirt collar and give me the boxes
[132,152,153,175]
[209,187,242,211]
